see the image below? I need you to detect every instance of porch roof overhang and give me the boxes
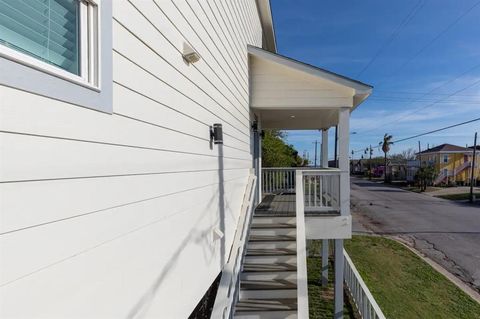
[248,46,373,129]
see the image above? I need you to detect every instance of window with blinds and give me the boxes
[0,0,80,75]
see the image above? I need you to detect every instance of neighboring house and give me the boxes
[350,159,365,174]
[416,144,480,186]
[406,160,421,182]
[0,1,373,318]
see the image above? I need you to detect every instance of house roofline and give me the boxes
[256,0,277,52]
[416,150,474,156]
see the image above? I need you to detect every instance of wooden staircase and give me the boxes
[234,215,298,319]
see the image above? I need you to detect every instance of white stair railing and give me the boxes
[211,173,257,319]
[303,169,341,213]
[295,170,310,319]
[344,249,386,319]
[262,168,296,194]
[434,171,446,185]
[454,161,471,175]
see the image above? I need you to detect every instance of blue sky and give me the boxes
[270,0,480,162]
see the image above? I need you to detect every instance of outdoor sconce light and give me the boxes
[210,123,223,145]
[182,42,201,64]
[252,121,258,132]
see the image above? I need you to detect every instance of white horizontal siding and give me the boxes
[0,0,263,318]
[0,176,247,318]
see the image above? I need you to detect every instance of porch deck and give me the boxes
[256,193,340,217]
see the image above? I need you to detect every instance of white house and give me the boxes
[0,1,373,318]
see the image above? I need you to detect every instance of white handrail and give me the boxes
[211,173,257,319]
[262,168,296,194]
[302,169,342,213]
[295,170,309,318]
[344,249,386,319]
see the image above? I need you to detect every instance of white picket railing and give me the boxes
[262,168,296,194]
[295,170,310,319]
[211,173,257,319]
[344,249,386,319]
[434,171,447,185]
[303,169,341,212]
[454,161,471,175]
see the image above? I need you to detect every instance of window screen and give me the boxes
[0,0,80,75]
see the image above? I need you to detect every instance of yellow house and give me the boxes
[416,144,480,186]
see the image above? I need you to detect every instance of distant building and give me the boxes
[406,160,420,182]
[416,144,479,186]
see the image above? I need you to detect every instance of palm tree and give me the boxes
[380,134,393,183]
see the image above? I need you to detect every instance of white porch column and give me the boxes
[334,107,350,319]
[338,107,350,216]
[321,239,329,287]
[321,127,330,287]
[321,129,329,168]
[257,120,262,203]
[334,239,344,319]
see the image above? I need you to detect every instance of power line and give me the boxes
[392,117,480,143]
[368,97,480,104]
[374,90,480,97]
[378,0,480,83]
[380,77,480,125]
[356,0,425,77]
[390,1,480,76]
[351,117,480,155]
[357,62,480,135]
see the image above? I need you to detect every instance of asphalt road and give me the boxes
[350,177,480,292]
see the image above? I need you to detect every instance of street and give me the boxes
[350,177,480,292]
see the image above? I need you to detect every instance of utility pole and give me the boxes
[366,145,373,180]
[418,141,422,167]
[470,132,477,203]
[334,125,338,168]
[313,141,319,167]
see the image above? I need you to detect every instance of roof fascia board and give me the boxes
[418,150,473,155]
[255,0,277,52]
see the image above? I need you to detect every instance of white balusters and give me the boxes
[261,168,296,194]
[344,250,386,319]
[303,170,341,213]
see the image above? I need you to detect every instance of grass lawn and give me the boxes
[402,186,442,193]
[307,253,355,319]
[435,193,480,201]
[345,236,480,319]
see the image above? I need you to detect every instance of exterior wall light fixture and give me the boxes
[210,123,223,145]
[252,120,258,132]
[182,42,201,64]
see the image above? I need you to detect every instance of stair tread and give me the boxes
[236,298,297,312]
[242,270,297,276]
[243,263,297,272]
[241,279,296,290]
[246,248,296,256]
[249,235,296,242]
[251,215,296,219]
[251,223,296,229]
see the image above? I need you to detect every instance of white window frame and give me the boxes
[0,0,112,113]
[0,0,100,91]
[443,154,449,163]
